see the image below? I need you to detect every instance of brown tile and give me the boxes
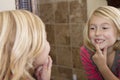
[73,69,87,80]
[55,1,69,23]
[37,0,88,80]
[72,47,83,69]
[49,46,56,64]
[46,24,55,45]
[51,65,58,80]
[38,0,56,4]
[55,24,70,46]
[51,65,73,80]
[56,46,73,67]
[56,0,67,2]
[70,23,85,47]
[52,77,71,80]
[69,0,87,23]
[57,66,73,79]
[51,65,59,77]
[38,3,55,24]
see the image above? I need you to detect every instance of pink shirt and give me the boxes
[80,46,120,80]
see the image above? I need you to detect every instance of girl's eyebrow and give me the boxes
[89,23,110,27]
[100,23,110,26]
[90,22,109,25]
[89,24,96,27]
[100,23,112,28]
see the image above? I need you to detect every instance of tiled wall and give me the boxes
[37,0,87,80]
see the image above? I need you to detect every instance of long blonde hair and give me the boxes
[83,6,120,52]
[0,10,46,80]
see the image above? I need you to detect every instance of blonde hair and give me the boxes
[83,6,120,52]
[0,10,46,80]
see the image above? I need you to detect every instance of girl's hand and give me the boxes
[92,44,108,70]
[35,56,52,80]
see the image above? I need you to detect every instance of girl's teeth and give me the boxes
[96,40,104,43]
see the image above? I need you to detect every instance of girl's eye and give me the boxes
[102,27,108,29]
[90,27,95,30]
[90,28,94,30]
[89,25,96,30]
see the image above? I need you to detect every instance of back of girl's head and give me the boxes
[83,6,120,52]
[0,10,46,80]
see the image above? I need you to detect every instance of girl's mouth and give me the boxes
[94,39,105,44]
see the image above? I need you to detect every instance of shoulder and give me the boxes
[117,49,120,54]
[115,50,120,67]
[80,46,92,53]
[80,46,87,51]
[80,46,94,64]
[80,46,91,56]
[117,49,120,60]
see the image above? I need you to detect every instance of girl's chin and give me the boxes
[99,45,108,50]
[99,46,104,49]
[96,45,105,50]
[45,58,49,63]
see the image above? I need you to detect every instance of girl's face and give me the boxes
[33,39,50,68]
[89,15,118,50]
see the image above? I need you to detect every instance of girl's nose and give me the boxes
[95,29,101,36]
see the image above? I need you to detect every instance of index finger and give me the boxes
[47,56,52,70]
[94,43,102,54]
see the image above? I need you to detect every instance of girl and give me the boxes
[0,10,52,80]
[80,6,120,80]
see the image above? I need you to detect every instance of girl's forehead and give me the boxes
[89,15,113,24]
[89,15,118,29]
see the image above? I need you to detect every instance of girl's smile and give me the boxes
[94,38,105,44]
[89,15,118,50]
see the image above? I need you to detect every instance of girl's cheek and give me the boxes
[90,39,96,46]
[44,56,49,64]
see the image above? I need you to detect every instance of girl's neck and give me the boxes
[107,46,115,56]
